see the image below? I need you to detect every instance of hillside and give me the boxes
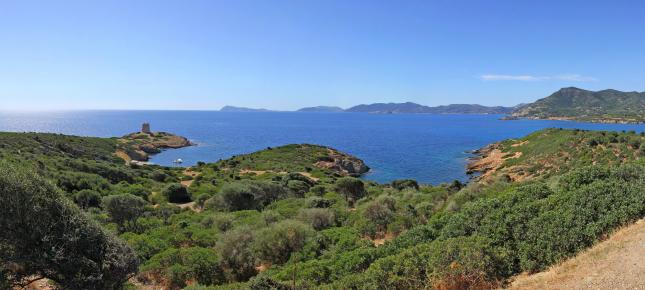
[219,106,273,112]
[297,106,344,112]
[1,129,644,289]
[346,102,515,114]
[512,87,645,123]
[468,128,644,182]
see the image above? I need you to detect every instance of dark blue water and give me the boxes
[1,111,643,184]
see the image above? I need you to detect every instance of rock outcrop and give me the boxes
[315,148,369,177]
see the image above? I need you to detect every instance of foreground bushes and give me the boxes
[322,163,645,288]
[0,164,138,289]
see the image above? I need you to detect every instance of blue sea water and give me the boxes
[0,110,643,184]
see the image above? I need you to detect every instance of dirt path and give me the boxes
[180,168,199,187]
[506,219,645,290]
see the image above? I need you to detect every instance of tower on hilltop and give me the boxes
[142,123,151,134]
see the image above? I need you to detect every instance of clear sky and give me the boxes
[1,0,645,111]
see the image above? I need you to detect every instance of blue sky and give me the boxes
[1,0,644,110]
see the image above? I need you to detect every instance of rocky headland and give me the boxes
[116,129,192,162]
[314,147,370,176]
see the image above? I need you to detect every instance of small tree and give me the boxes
[364,201,394,233]
[102,194,147,232]
[254,220,313,264]
[163,183,191,203]
[298,208,336,230]
[335,177,366,205]
[217,228,257,282]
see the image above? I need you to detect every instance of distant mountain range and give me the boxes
[297,106,344,112]
[512,87,645,123]
[219,106,272,112]
[221,103,516,114]
[345,102,516,114]
[220,88,645,123]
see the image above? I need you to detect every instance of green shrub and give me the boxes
[0,164,138,289]
[217,228,257,282]
[390,179,419,191]
[254,220,313,264]
[102,194,147,232]
[359,236,504,289]
[217,180,287,211]
[74,189,102,209]
[163,183,192,203]
[298,208,336,230]
[335,177,366,205]
[306,196,333,208]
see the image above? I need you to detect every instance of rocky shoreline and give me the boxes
[465,143,498,178]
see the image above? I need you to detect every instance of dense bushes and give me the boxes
[212,180,288,211]
[344,236,504,289]
[0,164,138,289]
[329,163,645,288]
[141,247,223,288]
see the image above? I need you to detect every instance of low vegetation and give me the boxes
[0,128,643,289]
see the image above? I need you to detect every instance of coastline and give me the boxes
[504,115,645,124]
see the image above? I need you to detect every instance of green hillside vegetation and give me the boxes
[477,128,644,182]
[513,87,645,123]
[1,129,644,289]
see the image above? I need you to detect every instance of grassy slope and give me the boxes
[494,128,643,180]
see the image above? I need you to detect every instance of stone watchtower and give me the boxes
[142,123,151,134]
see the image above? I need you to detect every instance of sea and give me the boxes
[1,110,643,185]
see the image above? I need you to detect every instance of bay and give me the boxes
[1,110,642,184]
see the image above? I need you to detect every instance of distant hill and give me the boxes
[346,102,514,114]
[220,106,272,112]
[297,106,344,112]
[424,104,515,114]
[512,87,645,123]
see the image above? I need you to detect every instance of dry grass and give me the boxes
[506,219,645,290]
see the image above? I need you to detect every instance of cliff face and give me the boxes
[117,131,192,162]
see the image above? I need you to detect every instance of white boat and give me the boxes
[173,158,183,164]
